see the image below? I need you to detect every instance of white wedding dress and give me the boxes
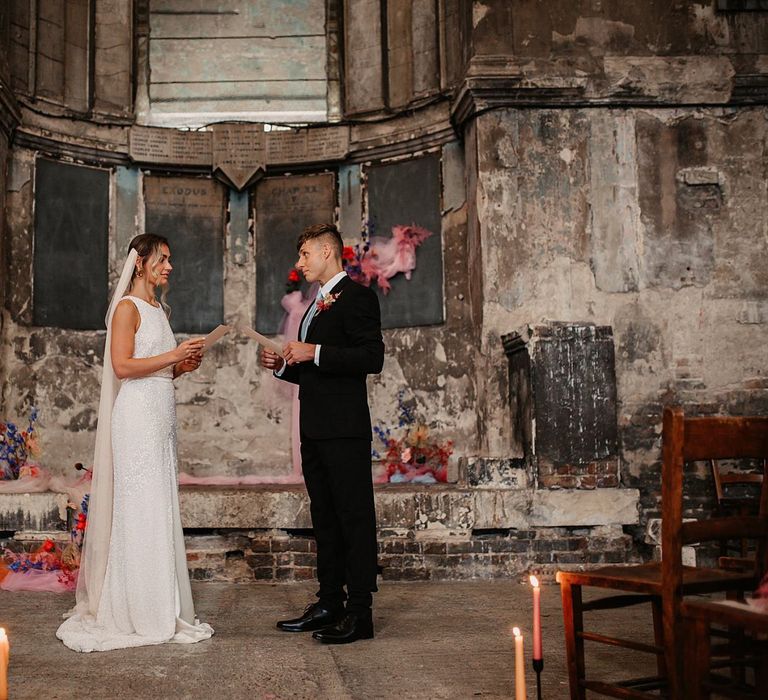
[57,296,213,652]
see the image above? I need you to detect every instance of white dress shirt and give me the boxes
[275,270,347,376]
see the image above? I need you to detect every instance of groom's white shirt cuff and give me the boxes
[273,345,322,377]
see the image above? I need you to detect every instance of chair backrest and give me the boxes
[660,407,768,699]
[710,458,764,507]
[661,407,768,582]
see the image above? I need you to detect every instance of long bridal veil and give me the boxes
[70,249,138,619]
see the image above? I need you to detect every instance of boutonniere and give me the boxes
[316,291,342,313]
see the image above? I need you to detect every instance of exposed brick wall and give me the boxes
[621,388,768,558]
[538,458,620,490]
[183,525,638,584]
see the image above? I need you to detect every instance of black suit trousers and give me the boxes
[300,436,378,611]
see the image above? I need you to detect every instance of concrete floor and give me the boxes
[1,581,658,699]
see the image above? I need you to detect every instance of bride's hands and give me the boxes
[174,338,205,364]
[175,356,202,375]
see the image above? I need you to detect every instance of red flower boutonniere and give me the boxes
[316,291,342,313]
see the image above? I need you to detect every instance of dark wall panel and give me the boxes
[33,158,109,330]
[366,153,444,329]
[254,173,336,335]
[144,176,225,334]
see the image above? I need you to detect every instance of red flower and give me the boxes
[287,268,301,283]
[342,246,355,261]
[42,539,55,552]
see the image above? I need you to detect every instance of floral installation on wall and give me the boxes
[282,219,433,298]
[0,407,41,480]
[373,390,453,484]
[0,492,89,592]
[343,220,433,294]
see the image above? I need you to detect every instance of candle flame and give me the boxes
[513,626,521,637]
[530,574,539,587]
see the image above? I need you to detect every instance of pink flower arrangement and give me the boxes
[343,222,433,294]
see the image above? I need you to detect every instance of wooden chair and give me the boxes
[681,599,768,699]
[557,407,768,699]
[710,458,765,566]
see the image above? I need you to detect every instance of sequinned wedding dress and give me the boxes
[57,295,213,652]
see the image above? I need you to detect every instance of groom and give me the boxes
[261,223,384,644]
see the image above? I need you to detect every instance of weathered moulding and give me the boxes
[452,0,768,124]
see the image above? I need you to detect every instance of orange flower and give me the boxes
[407,424,430,447]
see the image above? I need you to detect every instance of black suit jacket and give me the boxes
[276,275,385,440]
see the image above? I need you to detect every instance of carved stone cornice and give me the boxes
[13,128,132,167]
[0,79,21,140]
[12,100,460,171]
[451,54,768,126]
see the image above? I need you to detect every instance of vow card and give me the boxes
[202,324,231,351]
[239,326,284,357]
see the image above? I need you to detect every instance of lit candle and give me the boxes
[0,627,8,700]
[513,626,526,700]
[530,575,542,661]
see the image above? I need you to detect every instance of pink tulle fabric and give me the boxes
[750,571,768,613]
[1,568,76,593]
[0,466,91,503]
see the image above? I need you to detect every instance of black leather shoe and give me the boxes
[276,602,343,633]
[312,611,374,644]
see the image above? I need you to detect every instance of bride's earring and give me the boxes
[136,267,143,278]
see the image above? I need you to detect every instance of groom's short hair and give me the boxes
[297,223,343,260]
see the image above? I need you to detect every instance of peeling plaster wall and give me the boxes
[0,131,8,339]
[472,105,768,523]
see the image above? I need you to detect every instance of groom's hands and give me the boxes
[260,348,284,371]
[282,341,316,366]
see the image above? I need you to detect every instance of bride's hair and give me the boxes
[127,233,172,317]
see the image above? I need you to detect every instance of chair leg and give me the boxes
[756,639,768,693]
[725,590,747,685]
[662,604,682,700]
[560,580,586,700]
[651,597,668,681]
[682,616,711,700]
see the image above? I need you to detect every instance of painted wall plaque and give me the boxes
[212,123,266,190]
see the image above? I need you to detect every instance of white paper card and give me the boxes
[202,324,231,351]
[239,325,284,357]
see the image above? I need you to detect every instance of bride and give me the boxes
[57,234,214,652]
